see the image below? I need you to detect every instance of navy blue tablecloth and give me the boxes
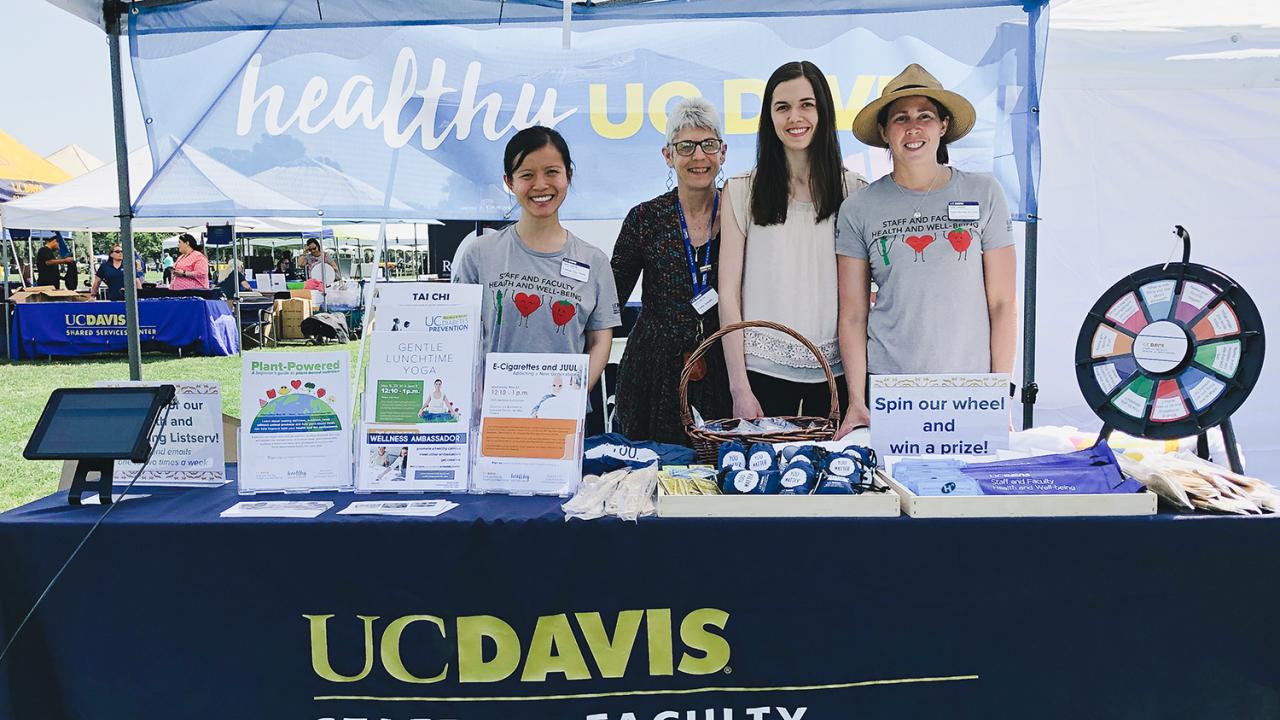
[9,298,238,359]
[2,482,1279,720]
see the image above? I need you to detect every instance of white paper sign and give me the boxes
[97,380,226,486]
[357,283,482,493]
[474,352,588,496]
[870,373,1011,464]
[239,351,352,493]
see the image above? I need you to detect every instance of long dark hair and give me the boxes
[876,96,953,164]
[750,61,846,225]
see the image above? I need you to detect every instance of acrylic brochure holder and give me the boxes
[473,352,589,497]
[354,282,484,493]
[237,350,354,494]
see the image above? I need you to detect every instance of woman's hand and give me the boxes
[731,388,764,420]
[834,403,870,440]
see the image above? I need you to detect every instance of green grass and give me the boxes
[0,343,364,513]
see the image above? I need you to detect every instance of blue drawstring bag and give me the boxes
[747,443,776,472]
[773,462,815,495]
[723,469,768,495]
[718,440,747,472]
[815,476,856,494]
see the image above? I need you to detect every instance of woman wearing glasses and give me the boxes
[90,244,142,300]
[610,97,733,444]
[719,61,867,420]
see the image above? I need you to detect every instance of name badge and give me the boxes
[691,288,719,315]
[948,201,980,221]
[560,259,590,282]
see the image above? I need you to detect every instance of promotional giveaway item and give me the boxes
[356,283,482,492]
[892,442,1140,497]
[239,351,351,493]
[475,353,588,496]
[95,380,226,486]
[870,373,1011,464]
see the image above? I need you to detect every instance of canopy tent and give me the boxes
[44,144,106,179]
[1032,0,1280,479]
[0,145,321,232]
[0,129,71,202]
[45,0,1047,403]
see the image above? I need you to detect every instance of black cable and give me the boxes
[0,404,172,668]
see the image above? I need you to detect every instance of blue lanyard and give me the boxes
[676,192,719,297]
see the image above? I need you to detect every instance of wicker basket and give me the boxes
[680,320,840,464]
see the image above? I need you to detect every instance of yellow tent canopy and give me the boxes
[0,129,71,201]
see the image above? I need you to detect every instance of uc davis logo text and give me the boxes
[306,608,731,684]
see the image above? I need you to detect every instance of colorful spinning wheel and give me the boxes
[1075,228,1265,441]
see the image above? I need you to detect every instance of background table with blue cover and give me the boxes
[8,298,238,358]
[1,482,1278,719]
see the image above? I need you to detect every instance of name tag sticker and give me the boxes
[948,202,980,221]
[560,259,590,282]
[691,288,719,315]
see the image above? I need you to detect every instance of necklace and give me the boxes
[892,166,945,219]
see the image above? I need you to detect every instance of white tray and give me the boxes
[885,475,1157,518]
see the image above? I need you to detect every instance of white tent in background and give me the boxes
[44,144,105,179]
[0,145,321,233]
[251,160,415,217]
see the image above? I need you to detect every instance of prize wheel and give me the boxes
[1075,233,1265,440]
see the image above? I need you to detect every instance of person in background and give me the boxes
[170,233,210,290]
[834,64,1017,437]
[718,60,868,420]
[162,250,175,284]
[274,249,296,280]
[35,236,73,289]
[90,244,143,300]
[610,97,733,444]
[451,125,621,392]
[217,259,253,298]
[301,239,340,281]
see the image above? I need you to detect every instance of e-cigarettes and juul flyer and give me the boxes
[475,352,588,496]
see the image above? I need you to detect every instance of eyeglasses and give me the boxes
[670,138,723,156]
[111,250,122,254]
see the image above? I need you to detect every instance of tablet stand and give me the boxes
[67,459,116,506]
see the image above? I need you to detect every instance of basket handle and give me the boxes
[678,319,840,427]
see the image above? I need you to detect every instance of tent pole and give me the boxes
[1019,0,1046,430]
[108,1,142,380]
[2,220,9,362]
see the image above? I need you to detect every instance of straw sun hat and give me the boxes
[851,63,976,148]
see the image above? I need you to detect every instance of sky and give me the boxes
[0,0,145,162]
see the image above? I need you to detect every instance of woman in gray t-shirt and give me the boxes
[834,64,1018,437]
[451,126,621,392]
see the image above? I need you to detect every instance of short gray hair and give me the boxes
[665,97,723,146]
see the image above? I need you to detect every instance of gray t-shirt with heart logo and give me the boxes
[452,225,621,357]
[835,169,1013,374]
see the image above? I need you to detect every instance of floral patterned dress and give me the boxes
[610,189,732,445]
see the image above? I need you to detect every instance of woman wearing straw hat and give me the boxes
[834,64,1017,438]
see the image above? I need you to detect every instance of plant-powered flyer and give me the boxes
[239,351,352,493]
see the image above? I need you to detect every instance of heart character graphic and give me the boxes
[266,389,277,399]
[317,388,326,398]
[513,292,542,326]
[904,234,935,262]
[551,300,577,333]
[947,228,973,260]
[291,379,302,389]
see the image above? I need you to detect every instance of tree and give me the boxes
[93,232,167,259]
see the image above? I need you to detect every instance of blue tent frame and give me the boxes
[100,0,1048,425]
